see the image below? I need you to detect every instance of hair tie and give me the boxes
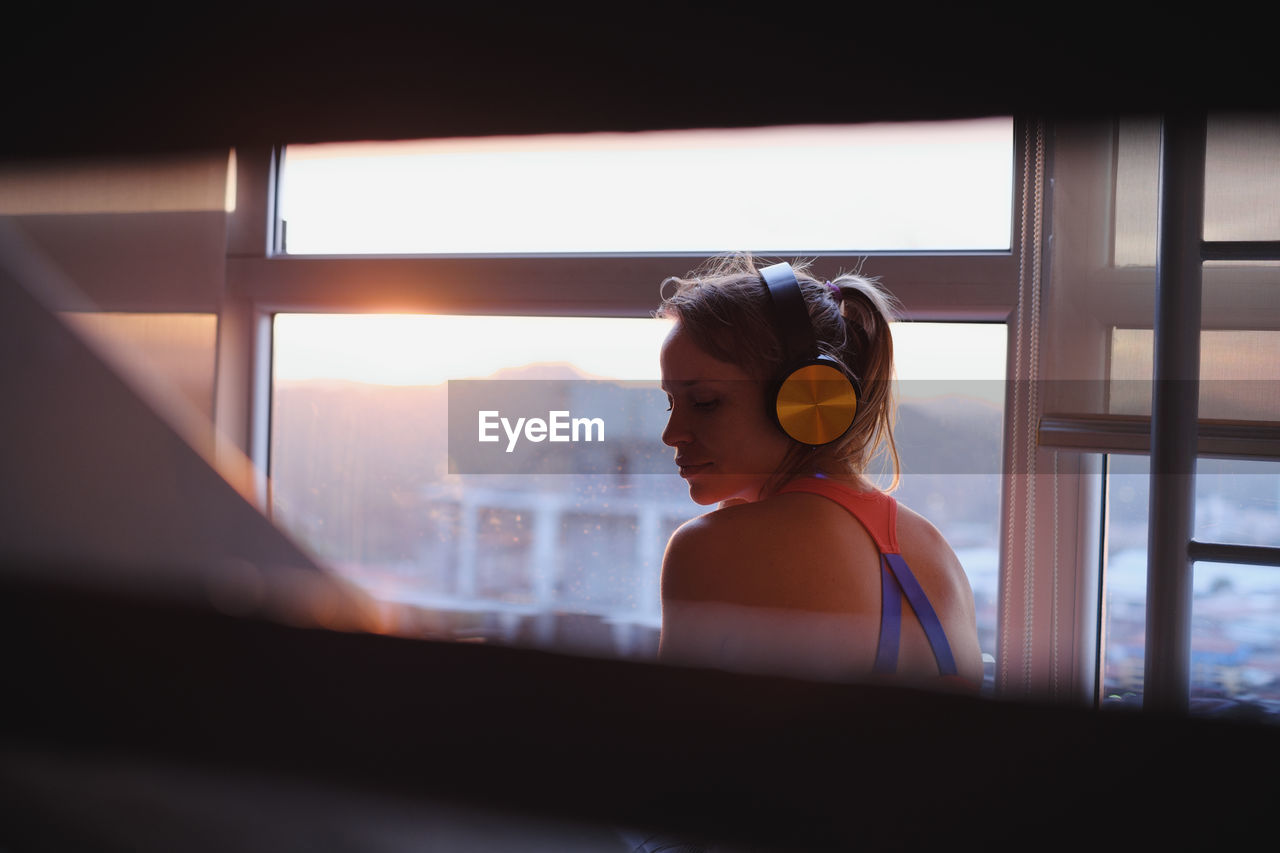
[825,281,843,301]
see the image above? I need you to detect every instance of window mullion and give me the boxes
[1143,112,1208,714]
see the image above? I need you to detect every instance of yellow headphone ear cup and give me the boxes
[775,362,858,445]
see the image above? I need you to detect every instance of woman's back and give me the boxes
[658,478,984,688]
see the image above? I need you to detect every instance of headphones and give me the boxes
[758,262,861,446]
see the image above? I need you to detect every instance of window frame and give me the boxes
[216,121,1107,704]
[1030,115,1280,710]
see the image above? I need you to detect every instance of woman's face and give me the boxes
[660,322,793,505]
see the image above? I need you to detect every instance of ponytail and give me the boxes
[826,273,901,491]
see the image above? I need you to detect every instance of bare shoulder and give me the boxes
[666,497,804,550]
[895,502,974,597]
[660,492,875,609]
[895,502,961,560]
[659,501,786,603]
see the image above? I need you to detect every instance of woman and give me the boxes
[655,253,983,690]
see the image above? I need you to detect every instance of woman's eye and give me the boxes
[664,397,718,412]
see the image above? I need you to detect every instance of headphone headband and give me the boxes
[759,262,818,364]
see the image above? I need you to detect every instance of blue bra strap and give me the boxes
[872,556,901,674]
[884,552,959,676]
[873,553,959,677]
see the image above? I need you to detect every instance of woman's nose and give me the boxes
[662,408,690,447]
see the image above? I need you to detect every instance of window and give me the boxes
[1103,455,1280,716]
[1032,114,1280,711]
[276,118,1014,255]
[270,314,1007,677]
[270,314,685,655]
[210,118,1025,688]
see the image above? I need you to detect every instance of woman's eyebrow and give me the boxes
[660,379,745,396]
[660,379,709,392]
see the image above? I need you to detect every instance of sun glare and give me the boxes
[273,314,1007,403]
[272,314,676,386]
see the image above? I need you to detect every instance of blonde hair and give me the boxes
[656,252,902,494]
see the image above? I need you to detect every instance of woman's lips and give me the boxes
[676,461,712,477]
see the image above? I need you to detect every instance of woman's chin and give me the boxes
[684,479,725,506]
[686,476,756,507]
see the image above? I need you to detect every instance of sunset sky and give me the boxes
[272,313,1008,404]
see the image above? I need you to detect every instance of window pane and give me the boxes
[279,119,1013,255]
[1103,454,1280,719]
[270,314,1005,680]
[890,323,1007,690]
[270,314,683,658]
[1109,327,1280,422]
[1114,113,1280,267]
